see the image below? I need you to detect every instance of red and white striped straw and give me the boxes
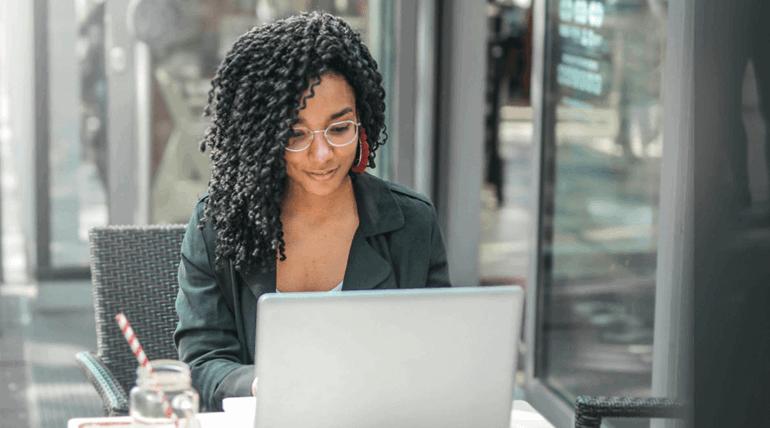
[115,313,175,419]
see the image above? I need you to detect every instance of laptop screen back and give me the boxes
[254,286,524,428]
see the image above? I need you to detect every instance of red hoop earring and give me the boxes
[352,127,369,173]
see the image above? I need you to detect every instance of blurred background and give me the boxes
[0,0,766,427]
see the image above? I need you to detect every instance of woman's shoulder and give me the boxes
[386,183,437,226]
[355,173,437,228]
[385,181,434,208]
[185,194,216,248]
[194,194,209,215]
[357,172,433,207]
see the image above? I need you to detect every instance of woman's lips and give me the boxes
[307,167,337,180]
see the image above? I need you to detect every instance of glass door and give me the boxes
[532,1,669,426]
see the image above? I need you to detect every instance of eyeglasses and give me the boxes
[286,120,361,152]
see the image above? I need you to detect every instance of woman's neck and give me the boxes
[280,175,357,223]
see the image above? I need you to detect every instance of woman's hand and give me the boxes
[251,377,259,396]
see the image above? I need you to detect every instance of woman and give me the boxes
[174,12,452,412]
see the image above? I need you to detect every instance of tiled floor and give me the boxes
[0,282,103,428]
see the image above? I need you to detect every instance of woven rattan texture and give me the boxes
[574,396,686,428]
[89,225,187,397]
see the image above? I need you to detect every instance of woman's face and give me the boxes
[283,72,359,198]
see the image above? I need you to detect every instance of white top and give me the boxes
[275,281,343,294]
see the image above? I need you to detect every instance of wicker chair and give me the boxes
[574,396,687,428]
[76,224,187,416]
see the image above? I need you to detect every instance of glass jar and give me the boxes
[129,359,200,428]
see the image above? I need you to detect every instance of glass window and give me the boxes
[48,0,109,268]
[40,0,391,269]
[536,1,668,426]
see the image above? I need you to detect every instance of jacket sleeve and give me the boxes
[174,204,255,411]
[426,204,452,288]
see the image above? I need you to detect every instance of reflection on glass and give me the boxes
[49,0,109,267]
[539,1,668,425]
[480,3,534,287]
[145,0,373,223]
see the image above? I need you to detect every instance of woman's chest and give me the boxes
[276,219,358,292]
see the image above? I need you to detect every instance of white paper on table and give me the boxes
[222,396,257,427]
[511,401,556,428]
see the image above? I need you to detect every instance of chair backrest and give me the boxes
[89,224,187,396]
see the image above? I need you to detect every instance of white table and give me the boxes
[68,399,555,428]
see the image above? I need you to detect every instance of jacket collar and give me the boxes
[238,172,403,296]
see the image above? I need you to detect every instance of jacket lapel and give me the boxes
[351,173,404,238]
[341,173,405,290]
[238,265,276,300]
[341,228,393,290]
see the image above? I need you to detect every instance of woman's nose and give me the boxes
[308,132,333,161]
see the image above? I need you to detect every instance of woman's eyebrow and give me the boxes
[329,107,354,121]
[295,107,354,125]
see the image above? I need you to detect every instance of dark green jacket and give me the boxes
[174,172,452,411]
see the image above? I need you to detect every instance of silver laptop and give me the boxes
[253,286,524,428]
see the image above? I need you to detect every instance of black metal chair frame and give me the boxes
[76,224,187,416]
[574,396,687,428]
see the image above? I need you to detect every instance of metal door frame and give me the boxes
[433,0,486,287]
[105,0,141,226]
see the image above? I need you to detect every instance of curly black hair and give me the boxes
[198,11,387,275]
